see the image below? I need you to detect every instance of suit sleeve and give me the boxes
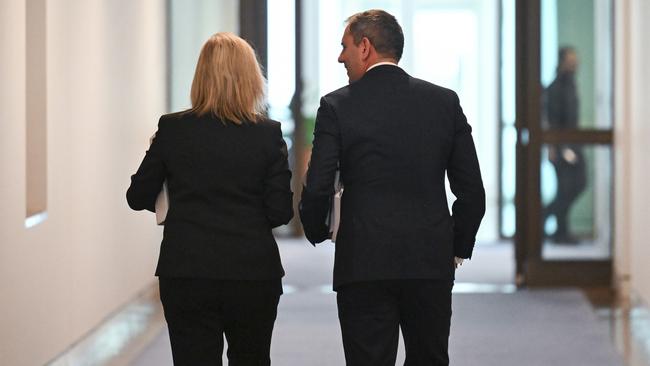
[126,117,167,212]
[299,96,341,244]
[446,92,486,258]
[263,123,294,228]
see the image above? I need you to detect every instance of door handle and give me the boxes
[519,128,530,146]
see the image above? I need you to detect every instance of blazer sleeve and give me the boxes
[299,96,341,244]
[263,123,294,228]
[126,117,167,212]
[446,92,486,259]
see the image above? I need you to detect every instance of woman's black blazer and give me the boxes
[127,111,293,280]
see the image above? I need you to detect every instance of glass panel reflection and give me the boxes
[541,144,611,260]
[540,0,612,130]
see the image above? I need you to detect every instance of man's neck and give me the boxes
[366,58,399,72]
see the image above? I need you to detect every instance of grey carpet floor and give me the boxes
[130,290,622,365]
[130,240,623,365]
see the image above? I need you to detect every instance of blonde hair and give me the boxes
[190,32,266,124]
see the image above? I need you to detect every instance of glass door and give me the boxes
[515,0,614,286]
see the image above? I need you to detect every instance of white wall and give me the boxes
[0,1,167,365]
[614,0,650,305]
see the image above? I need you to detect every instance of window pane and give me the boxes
[540,0,613,130]
[26,0,48,227]
[168,0,238,112]
[540,144,612,260]
[268,0,296,142]
[500,0,516,237]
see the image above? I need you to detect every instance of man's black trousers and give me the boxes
[337,279,454,366]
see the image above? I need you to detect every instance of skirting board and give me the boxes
[45,281,165,366]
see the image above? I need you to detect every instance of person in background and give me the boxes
[300,10,485,366]
[543,46,586,244]
[126,32,293,365]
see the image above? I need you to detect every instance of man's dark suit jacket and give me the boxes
[300,65,485,290]
[127,112,293,280]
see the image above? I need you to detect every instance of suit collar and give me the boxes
[361,64,407,79]
[367,61,398,72]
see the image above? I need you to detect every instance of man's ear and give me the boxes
[360,37,372,59]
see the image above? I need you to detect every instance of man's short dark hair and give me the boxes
[346,9,404,62]
[558,46,576,65]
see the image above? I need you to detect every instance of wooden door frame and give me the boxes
[514,0,613,287]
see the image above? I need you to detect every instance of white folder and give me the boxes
[150,133,168,225]
[327,170,344,242]
[155,181,168,225]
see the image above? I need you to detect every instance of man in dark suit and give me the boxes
[543,46,586,244]
[299,9,485,366]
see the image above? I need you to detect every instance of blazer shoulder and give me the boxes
[410,77,460,105]
[257,117,281,127]
[254,118,283,133]
[322,85,352,103]
[158,109,193,126]
[410,76,455,95]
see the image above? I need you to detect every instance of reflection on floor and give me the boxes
[127,239,648,366]
[542,239,611,260]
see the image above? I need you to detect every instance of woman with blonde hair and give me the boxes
[127,32,293,365]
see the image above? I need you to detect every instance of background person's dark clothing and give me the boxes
[546,73,579,129]
[127,112,293,365]
[300,65,485,365]
[544,73,586,241]
[544,153,586,241]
